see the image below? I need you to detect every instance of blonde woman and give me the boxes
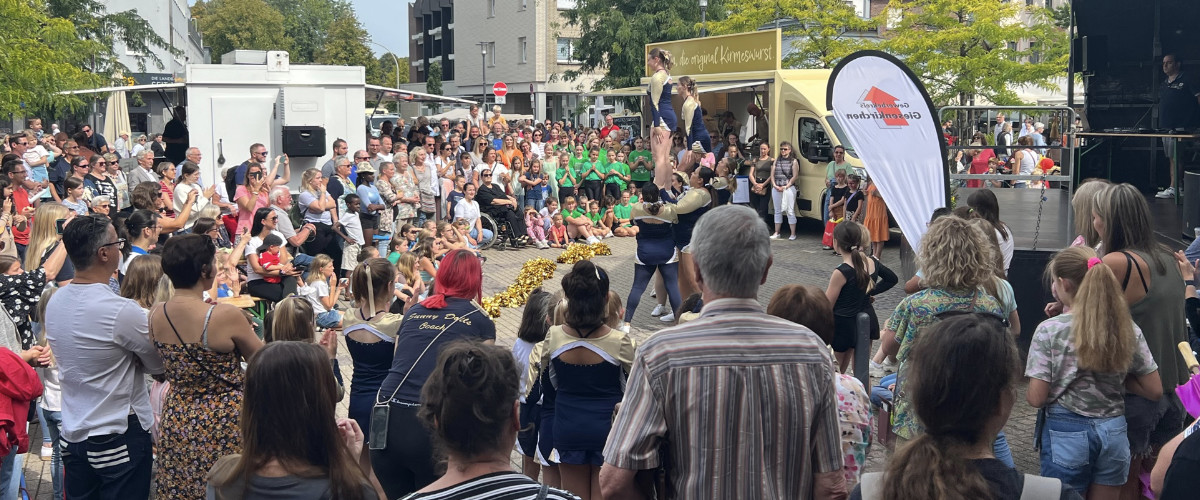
[878,217,1017,464]
[769,141,800,240]
[24,202,73,286]
[392,156,420,229]
[297,168,342,269]
[120,254,164,310]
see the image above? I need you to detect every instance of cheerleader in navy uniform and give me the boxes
[678,75,712,170]
[620,183,683,333]
[539,261,635,500]
[647,48,676,137]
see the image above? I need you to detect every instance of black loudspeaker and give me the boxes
[1184,171,1200,239]
[1072,35,1108,73]
[282,126,326,157]
[1008,248,1056,359]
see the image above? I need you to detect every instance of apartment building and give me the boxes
[407,0,603,122]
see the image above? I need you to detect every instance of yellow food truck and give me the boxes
[587,29,864,220]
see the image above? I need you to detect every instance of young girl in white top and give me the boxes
[300,254,343,329]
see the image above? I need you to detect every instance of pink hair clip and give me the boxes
[1087,257,1102,269]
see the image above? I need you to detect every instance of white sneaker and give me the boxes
[650,304,665,317]
[869,361,887,378]
[769,233,781,240]
[1156,187,1176,198]
[788,234,797,241]
[659,312,675,323]
[620,323,631,334]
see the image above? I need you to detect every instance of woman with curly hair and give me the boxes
[877,216,1013,461]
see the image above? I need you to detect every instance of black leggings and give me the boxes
[625,262,682,322]
[487,208,528,239]
[303,222,343,274]
[582,180,603,202]
[370,403,438,498]
[559,186,577,204]
[604,182,622,202]
[749,189,772,230]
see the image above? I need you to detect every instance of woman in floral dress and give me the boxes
[375,161,399,251]
[149,235,263,498]
[393,156,420,230]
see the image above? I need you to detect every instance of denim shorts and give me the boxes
[316,310,342,329]
[1039,405,1130,492]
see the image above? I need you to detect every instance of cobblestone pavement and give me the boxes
[19,224,1040,498]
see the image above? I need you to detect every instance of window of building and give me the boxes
[557,38,578,63]
[489,42,497,67]
[557,0,577,9]
[520,0,528,10]
[1007,41,1018,51]
[1029,41,1041,64]
[489,0,496,17]
[519,37,528,64]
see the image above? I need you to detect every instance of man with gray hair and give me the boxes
[126,150,159,186]
[601,205,847,499]
[268,186,316,264]
[1031,122,1047,155]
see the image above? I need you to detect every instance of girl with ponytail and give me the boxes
[855,314,1082,500]
[825,221,876,372]
[1026,246,1162,497]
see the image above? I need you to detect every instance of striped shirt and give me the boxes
[603,298,844,499]
[400,472,578,500]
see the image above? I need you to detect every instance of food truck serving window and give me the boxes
[797,117,833,164]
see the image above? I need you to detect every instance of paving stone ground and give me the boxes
[18,223,1041,498]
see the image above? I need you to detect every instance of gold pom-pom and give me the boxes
[479,257,557,318]
[556,242,612,265]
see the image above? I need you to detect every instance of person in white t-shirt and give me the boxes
[298,254,343,328]
[45,215,164,499]
[338,194,365,271]
[453,183,492,245]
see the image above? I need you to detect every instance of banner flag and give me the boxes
[826,50,949,251]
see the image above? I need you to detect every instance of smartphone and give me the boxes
[55,218,67,235]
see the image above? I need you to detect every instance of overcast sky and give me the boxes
[186,0,410,58]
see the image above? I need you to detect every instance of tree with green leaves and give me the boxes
[881,0,1068,106]
[0,0,104,115]
[314,16,382,84]
[709,0,878,69]
[191,0,292,63]
[560,0,728,90]
[266,0,353,64]
[426,62,443,96]
[46,0,179,73]
[373,53,410,88]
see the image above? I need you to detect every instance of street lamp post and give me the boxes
[369,41,400,88]
[477,41,490,109]
[700,0,708,37]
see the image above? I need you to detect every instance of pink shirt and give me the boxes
[234,186,269,234]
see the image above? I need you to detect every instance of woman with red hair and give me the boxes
[368,249,496,499]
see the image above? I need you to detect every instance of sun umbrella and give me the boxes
[1175,341,1200,419]
[102,89,131,151]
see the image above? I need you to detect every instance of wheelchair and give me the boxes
[479,211,528,250]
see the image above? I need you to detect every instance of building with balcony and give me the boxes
[405,0,603,123]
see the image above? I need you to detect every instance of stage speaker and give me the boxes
[1072,35,1108,73]
[282,126,326,157]
[1184,171,1200,239]
[1008,248,1055,359]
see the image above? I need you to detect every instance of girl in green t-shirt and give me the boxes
[561,195,600,243]
[612,191,636,237]
[557,150,578,204]
[580,149,605,204]
[605,150,631,201]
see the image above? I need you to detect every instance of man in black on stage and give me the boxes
[1156,53,1200,199]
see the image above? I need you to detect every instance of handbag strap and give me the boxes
[161,303,242,391]
[374,309,478,406]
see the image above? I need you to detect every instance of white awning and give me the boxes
[57,82,185,95]
[696,80,768,94]
[583,86,645,97]
[364,84,477,105]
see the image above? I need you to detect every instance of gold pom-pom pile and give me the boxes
[555,242,612,265]
[480,257,557,318]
